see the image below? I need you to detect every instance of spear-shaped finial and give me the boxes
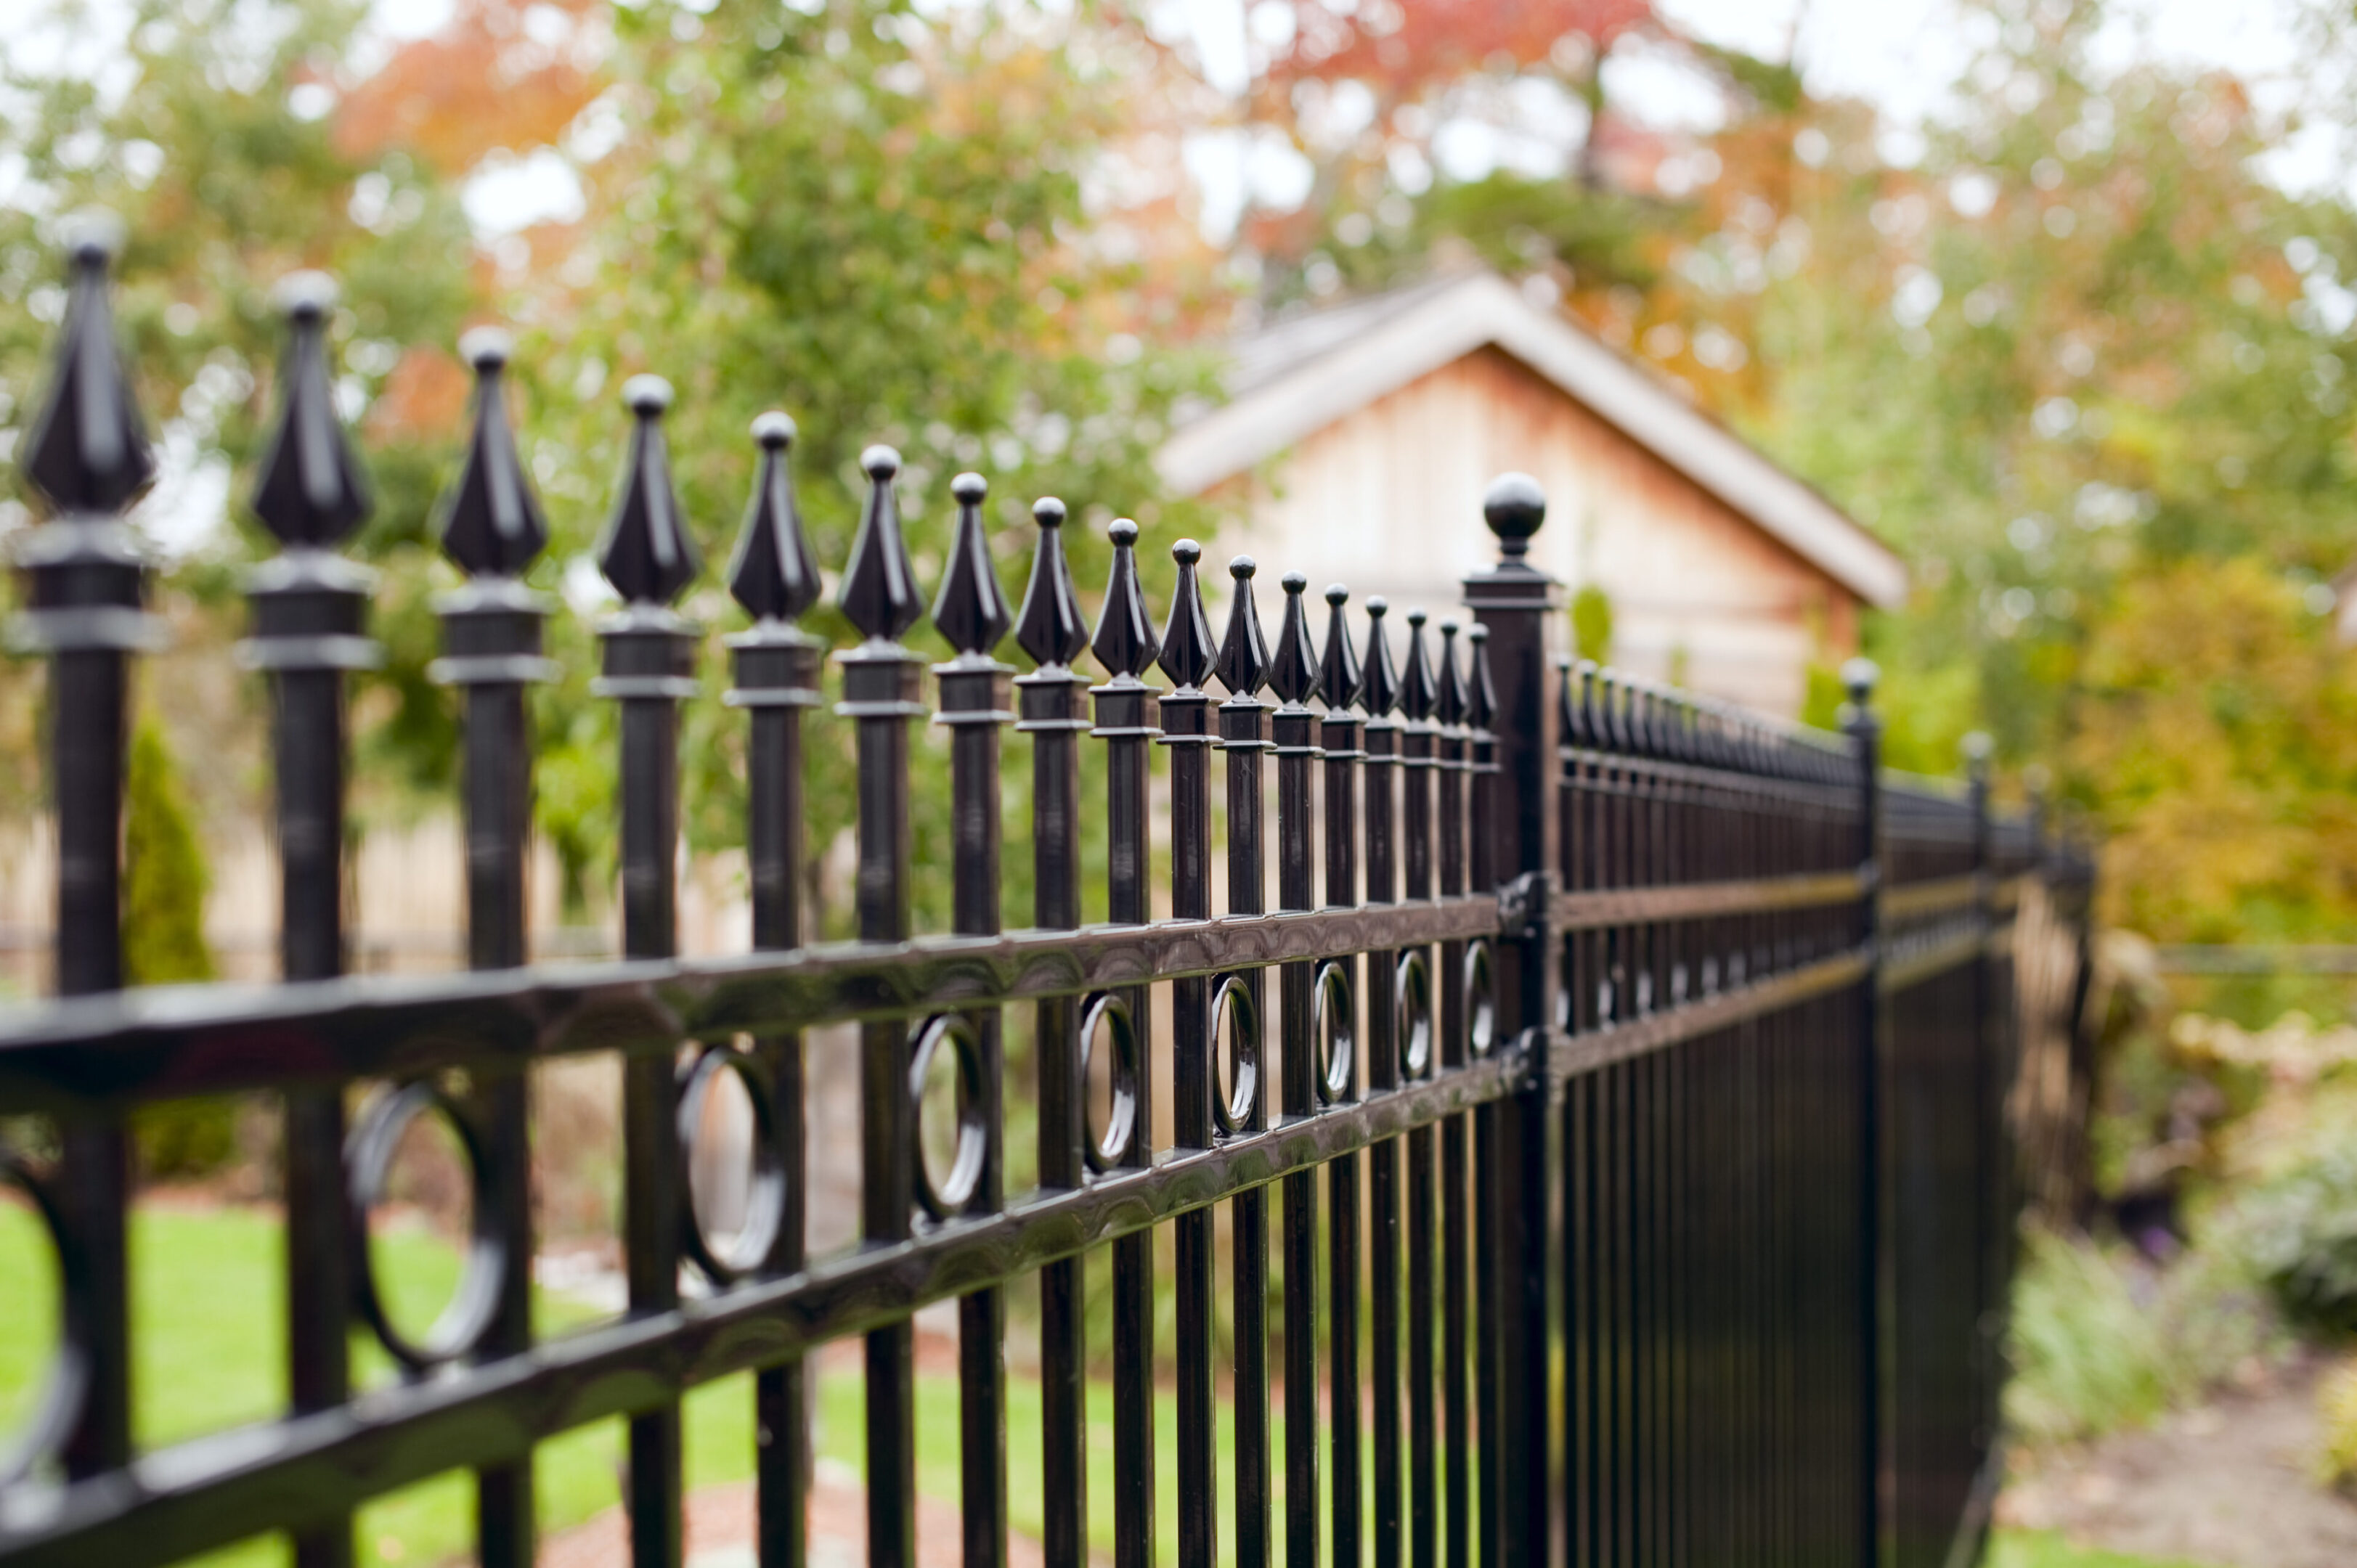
[932,471,1011,657]
[1091,518,1158,679]
[1267,571,1318,706]
[22,212,154,515]
[1216,555,1268,698]
[248,271,370,549]
[1465,624,1497,729]
[1157,539,1216,690]
[1360,597,1399,717]
[596,375,699,605]
[438,327,548,578]
[1555,653,1579,746]
[726,412,821,623]
[1399,608,1436,722]
[1434,618,1467,725]
[1316,584,1361,711]
[838,443,921,640]
[1015,497,1088,668]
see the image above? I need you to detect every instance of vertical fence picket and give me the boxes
[1090,518,1161,1568]
[1398,608,1441,1568]
[835,446,927,1568]
[1013,497,1091,1568]
[1215,556,1275,1568]
[722,412,826,1568]
[595,375,702,1568]
[430,324,554,1568]
[1269,572,1324,1568]
[17,218,154,1493]
[1161,541,1220,1568]
[243,272,378,1568]
[1361,598,1404,1568]
[1318,584,1366,1567]
[1432,618,1471,1568]
[931,472,1017,1568]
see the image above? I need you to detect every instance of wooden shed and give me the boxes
[1157,269,1907,716]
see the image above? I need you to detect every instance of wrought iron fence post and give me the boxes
[1460,475,1563,1567]
[1842,659,1886,1568]
[242,270,380,1568]
[13,214,158,1487]
[1963,732,1998,1495]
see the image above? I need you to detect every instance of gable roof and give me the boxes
[1157,269,1909,610]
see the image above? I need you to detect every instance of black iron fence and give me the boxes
[0,231,2088,1567]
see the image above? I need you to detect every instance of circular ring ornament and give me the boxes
[1396,950,1434,1079]
[675,1042,788,1282]
[1080,992,1140,1174]
[1464,939,1497,1059]
[1314,960,1356,1104]
[345,1081,507,1373]
[0,1152,86,1487]
[1209,973,1260,1136]
[908,1014,988,1220]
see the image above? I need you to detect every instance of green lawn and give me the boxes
[0,1202,1295,1566]
[9,1204,2186,1568]
[1989,1531,2214,1568]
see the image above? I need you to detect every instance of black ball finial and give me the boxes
[1483,471,1547,560]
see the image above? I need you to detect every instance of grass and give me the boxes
[0,1201,1317,1566]
[1989,1530,2215,1568]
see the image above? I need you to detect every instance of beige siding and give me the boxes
[1217,346,1857,716]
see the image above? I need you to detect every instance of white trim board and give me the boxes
[1155,271,1908,610]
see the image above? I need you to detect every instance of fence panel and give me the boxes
[0,234,2084,1568]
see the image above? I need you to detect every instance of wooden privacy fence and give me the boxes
[0,230,2089,1568]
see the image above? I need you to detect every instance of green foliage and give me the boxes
[1988,1532,2210,1568]
[122,715,213,987]
[488,0,1218,925]
[0,0,1221,934]
[2317,1355,2357,1488]
[2228,1143,2357,1337]
[2005,1225,2274,1447]
[122,714,240,1176]
[1570,581,1614,664]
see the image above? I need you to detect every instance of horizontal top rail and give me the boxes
[0,895,1499,1116]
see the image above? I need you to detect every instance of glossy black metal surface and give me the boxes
[246,271,375,1568]
[0,238,2086,1568]
[432,322,551,1568]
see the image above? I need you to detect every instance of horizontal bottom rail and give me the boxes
[0,1052,1523,1568]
